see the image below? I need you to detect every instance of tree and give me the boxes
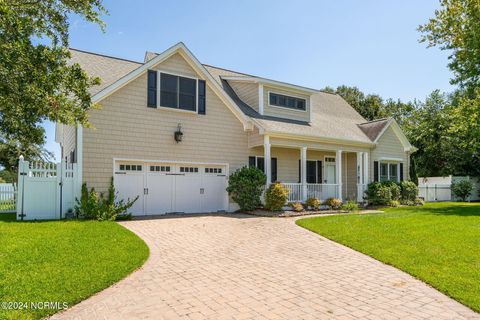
[323,85,389,120]
[0,0,106,169]
[419,0,480,93]
[403,90,451,177]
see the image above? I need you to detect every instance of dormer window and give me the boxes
[147,70,206,114]
[269,92,306,111]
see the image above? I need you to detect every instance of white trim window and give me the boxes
[147,70,206,114]
[268,91,306,111]
[380,162,399,182]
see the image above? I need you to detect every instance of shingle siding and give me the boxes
[371,126,409,181]
[229,81,259,112]
[263,86,310,122]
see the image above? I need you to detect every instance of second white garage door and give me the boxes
[115,161,228,215]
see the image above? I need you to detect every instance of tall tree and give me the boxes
[418,0,480,93]
[403,90,451,177]
[0,0,106,169]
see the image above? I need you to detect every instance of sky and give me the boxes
[43,0,453,161]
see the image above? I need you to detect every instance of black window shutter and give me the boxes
[400,163,404,181]
[317,161,322,184]
[374,161,379,182]
[198,80,206,115]
[147,70,157,108]
[298,160,301,183]
[249,156,256,167]
[271,158,277,182]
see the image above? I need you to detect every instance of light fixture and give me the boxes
[174,123,183,143]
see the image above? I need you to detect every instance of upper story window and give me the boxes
[147,70,206,114]
[269,92,306,111]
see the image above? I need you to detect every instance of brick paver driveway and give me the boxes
[52,214,479,320]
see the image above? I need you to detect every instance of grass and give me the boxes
[0,213,149,320]
[296,202,480,312]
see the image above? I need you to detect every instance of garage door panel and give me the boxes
[145,173,174,215]
[115,173,144,216]
[202,175,227,212]
[174,174,202,213]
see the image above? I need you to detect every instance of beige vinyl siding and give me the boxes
[61,125,76,162]
[263,86,310,122]
[83,53,249,192]
[229,81,259,112]
[151,52,198,78]
[247,127,264,148]
[371,126,408,182]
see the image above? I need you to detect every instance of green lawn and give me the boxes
[296,202,480,312]
[0,213,149,320]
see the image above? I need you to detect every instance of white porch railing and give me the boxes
[271,183,339,202]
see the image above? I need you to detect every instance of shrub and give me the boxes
[366,181,401,205]
[452,180,474,201]
[305,197,321,210]
[400,180,418,203]
[341,200,359,212]
[290,201,304,212]
[324,197,342,209]
[265,182,289,211]
[226,166,266,211]
[387,200,400,207]
[75,178,137,221]
[414,198,424,206]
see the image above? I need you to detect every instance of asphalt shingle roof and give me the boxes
[70,48,379,144]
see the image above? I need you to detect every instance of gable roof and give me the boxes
[205,64,374,145]
[69,49,142,95]
[359,118,416,152]
[71,43,253,130]
[358,118,390,141]
[69,43,414,149]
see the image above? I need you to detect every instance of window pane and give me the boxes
[278,95,286,106]
[390,164,398,181]
[286,97,296,108]
[257,157,265,172]
[179,94,196,111]
[380,163,388,182]
[161,73,177,92]
[270,93,277,105]
[296,99,305,110]
[179,77,196,95]
[161,92,177,108]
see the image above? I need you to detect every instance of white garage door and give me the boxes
[114,161,227,216]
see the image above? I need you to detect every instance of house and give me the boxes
[55,42,416,215]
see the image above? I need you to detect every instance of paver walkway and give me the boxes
[52,214,479,319]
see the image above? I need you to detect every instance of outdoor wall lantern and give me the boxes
[174,123,183,143]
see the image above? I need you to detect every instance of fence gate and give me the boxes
[0,183,17,213]
[17,156,78,220]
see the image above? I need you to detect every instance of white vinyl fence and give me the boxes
[17,156,79,220]
[0,183,16,213]
[418,176,480,202]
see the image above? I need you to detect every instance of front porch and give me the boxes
[250,136,370,203]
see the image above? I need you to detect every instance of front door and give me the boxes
[325,164,336,184]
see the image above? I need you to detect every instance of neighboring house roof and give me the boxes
[357,118,390,141]
[69,49,142,95]
[69,43,414,149]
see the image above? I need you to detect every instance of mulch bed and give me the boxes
[243,208,384,218]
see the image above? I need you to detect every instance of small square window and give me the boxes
[125,165,131,171]
[137,165,142,171]
[180,167,185,172]
[120,165,125,170]
[166,166,170,172]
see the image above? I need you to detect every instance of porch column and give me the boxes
[363,152,369,184]
[336,150,343,201]
[301,146,307,201]
[356,152,364,202]
[264,135,271,185]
